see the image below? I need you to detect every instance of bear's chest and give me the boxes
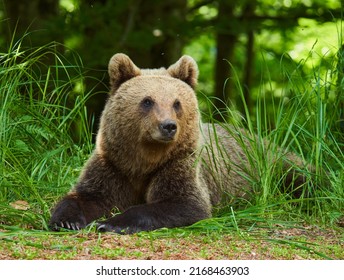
[129,176,152,203]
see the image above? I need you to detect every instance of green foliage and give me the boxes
[0,39,93,229]
[1,0,342,123]
[196,46,344,227]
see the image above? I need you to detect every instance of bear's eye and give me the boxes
[141,97,154,110]
[173,100,181,112]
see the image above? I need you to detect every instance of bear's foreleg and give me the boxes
[96,197,209,234]
[96,159,212,234]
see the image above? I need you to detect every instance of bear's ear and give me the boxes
[108,53,141,93]
[167,55,199,89]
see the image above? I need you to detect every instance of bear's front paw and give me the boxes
[96,210,155,234]
[96,222,142,234]
[97,222,125,234]
[49,198,87,231]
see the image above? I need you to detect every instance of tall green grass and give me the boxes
[199,50,343,228]
[0,39,94,230]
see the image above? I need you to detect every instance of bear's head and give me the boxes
[97,53,200,175]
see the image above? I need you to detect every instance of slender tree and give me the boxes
[213,0,237,121]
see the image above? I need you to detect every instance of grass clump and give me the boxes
[0,39,94,230]
[198,48,344,229]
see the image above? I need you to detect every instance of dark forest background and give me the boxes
[0,0,343,129]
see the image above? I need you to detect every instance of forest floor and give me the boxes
[1,223,343,260]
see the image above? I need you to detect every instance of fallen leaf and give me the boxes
[9,200,30,210]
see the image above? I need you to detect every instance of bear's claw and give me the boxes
[50,221,81,231]
[96,223,134,234]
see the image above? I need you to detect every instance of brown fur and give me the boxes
[49,54,309,233]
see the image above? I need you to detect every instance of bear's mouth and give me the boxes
[141,134,176,152]
[150,133,176,143]
[146,129,177,144]
[156,135,176,143]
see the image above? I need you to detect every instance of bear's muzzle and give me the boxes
[158,119,177,141]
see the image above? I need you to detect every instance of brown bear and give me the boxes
[49,53,308,233]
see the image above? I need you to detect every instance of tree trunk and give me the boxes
[213,0,237,121]
[336,45,344,137]
[240,1,256,115]
[241,30,254,114]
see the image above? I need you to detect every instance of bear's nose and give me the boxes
[159,120,177,139]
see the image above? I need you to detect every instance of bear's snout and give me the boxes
[158,120,177,141]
